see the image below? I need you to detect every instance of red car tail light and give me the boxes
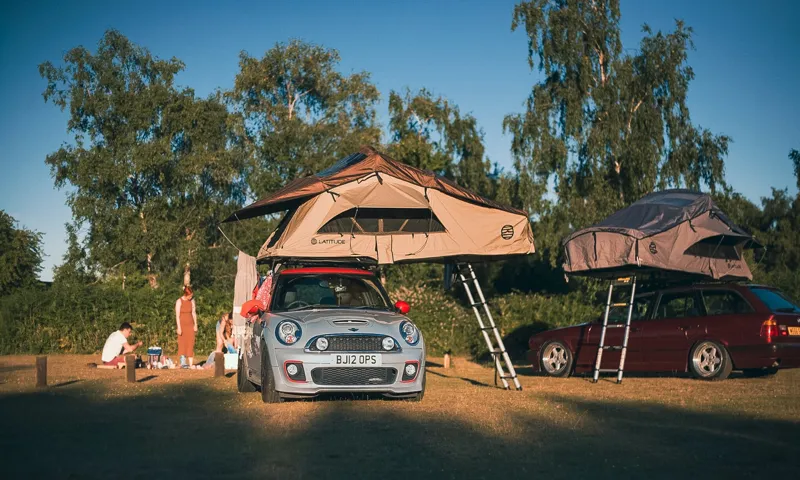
[760,316,778,343]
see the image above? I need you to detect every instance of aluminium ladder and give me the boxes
[456,263,522,390]
[593,276,637,384]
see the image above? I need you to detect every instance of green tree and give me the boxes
[229,40,381,199]
[0,211,43,295]
[387,88,494,198]
[40,30,243,288]
[505,0,730,256]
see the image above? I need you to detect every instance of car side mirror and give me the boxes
[395,300,410,315]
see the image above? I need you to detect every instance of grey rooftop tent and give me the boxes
[562,189,761,281]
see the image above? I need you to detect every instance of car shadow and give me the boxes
[1,381,797,478]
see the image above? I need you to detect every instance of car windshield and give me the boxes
[271,273,392,312]
[749,287,800,313]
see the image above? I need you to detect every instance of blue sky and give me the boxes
[1,0,798,281]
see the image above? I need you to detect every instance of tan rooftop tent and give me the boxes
[223,146,535,265]
[562,189,761,281]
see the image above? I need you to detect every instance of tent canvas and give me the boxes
[223,146,535,265]
[562,190,760,280]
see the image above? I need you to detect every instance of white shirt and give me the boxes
[101,331,128,362]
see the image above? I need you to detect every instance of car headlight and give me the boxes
[400,321,419,346]
[275,320,302,345]
[382,337,395,351]
[316,337,329,351]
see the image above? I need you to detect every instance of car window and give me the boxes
[749,287,800,313]
[655,292,701,319]
[271,274,391,312]
[607,294,654,324]
[701,290,754,315]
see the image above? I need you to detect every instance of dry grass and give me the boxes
[1,355,799,479]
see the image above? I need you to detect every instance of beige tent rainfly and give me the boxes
[223,146,535,265]
[224,146,535,391]
[562,189,760,281]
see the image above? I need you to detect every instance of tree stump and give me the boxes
[126,355,136,383]
[35,356,47,388]
[214,352,224,377]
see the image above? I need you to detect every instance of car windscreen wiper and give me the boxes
[349,306,392,311]
[774,307,800,313]
[289,304,336,311]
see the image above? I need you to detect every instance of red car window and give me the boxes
[701,290,754,316]
[655,292,701,319]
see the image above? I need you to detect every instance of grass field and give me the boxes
[1,355,798,479]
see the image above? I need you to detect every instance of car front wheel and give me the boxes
[689,340,732,381]
[260,341,283,403]
[540,340,573,377]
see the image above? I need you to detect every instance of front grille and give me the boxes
[309,335,398,352]
[311,367,398,386]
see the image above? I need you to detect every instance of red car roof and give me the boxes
[279,267,374,276]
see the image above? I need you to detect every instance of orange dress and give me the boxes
[177,298,195,357]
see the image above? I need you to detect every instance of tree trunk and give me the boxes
[183,262,191,287]
[147,253,158,289]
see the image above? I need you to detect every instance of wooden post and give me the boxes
[35,356,47,388]
[126,355,136,383]
[444,352,451,369]
[214,352,224,377]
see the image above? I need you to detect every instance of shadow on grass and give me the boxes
[52,379,82,388]
[0,382,797,478]
[427,369,493,388]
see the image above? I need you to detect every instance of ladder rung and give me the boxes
[470,302,487,308]
[597,369,619,372]
[479,326,497,331]
[601,346,624,350]
[488,349,506,354]
[498,373,517,379]
[610,302,628,307]
[605,324,625,328]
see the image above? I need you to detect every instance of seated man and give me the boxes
[101,322,142,367]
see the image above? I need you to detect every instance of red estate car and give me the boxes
[528,284,800,380]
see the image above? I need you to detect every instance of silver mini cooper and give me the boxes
[237,266,426,402]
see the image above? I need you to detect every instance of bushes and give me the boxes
[0,283,231,356]
[1,279,601,364]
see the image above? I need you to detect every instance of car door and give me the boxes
[698,288,757,352]
[577,293,653,371]
[645,290,704,371]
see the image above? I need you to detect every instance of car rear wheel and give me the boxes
[689,340,732,381]
[540,340,573,377]
[237,354,256,393]
[742,367,779,378]
[260,342,283,403]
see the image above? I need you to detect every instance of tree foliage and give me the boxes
[39,30,243,288]
[0,211,44,295]
[505,0,730,254]
[229,40,381,199]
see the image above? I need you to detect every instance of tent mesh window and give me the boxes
[318,208,445,234]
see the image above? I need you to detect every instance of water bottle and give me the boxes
[180,355,186,367]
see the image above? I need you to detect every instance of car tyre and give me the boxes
[742,367,779,378]
[540,340,573,377]
[689,340,732,381]
[260,341,283,403]
[407,369,426,402]
[237,354,256,393]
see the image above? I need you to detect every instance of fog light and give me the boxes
[382,337,395,351]
[405,363,417,376]
[286,364,299,376]
[316,337,329,351]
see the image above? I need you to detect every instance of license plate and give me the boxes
[788,326,800,336]
[329,353,382,366]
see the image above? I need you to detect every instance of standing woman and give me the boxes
[175,286,198,367]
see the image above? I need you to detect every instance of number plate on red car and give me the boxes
[788,326,800,336]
